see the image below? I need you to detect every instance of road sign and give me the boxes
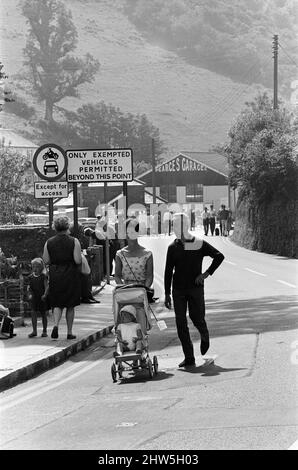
[34,181,68,199]
[33,143,67,181]
[66,148,133,182]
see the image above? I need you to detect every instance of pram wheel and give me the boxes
[111,363,117,383]
[147,358,154,379]
[153,355,158,375]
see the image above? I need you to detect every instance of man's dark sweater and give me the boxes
[164,237,224,294]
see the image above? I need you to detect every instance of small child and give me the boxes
[27,258,49,338]
[113,305,145,357]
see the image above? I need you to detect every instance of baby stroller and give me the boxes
[0,304,15,339]
[111,284,158,382]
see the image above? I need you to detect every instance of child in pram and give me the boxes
[113,305,145,357]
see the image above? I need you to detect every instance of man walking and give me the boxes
[201,207,210,236]
[209,204,217,236]
[164,213,224,367]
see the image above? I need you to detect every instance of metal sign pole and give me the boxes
[123,181,128,219]
[104,182,110,284]
[48,198,54,229]
[73,182,78,236]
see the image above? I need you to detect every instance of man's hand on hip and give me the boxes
[165,294,172,309]
[195,272,210,286]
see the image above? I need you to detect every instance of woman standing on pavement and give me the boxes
[43,215,82,340]
[114,218,154,288]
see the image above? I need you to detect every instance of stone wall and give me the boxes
[232,198,297,258]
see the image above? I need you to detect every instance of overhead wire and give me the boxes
[198,54,270,134]
[198,55,273,131]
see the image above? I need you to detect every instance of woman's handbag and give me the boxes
[80,253,91,276]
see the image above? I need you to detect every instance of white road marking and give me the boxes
[245,268,267,277]
[224,260,237,265]
[0,350,112,411]
[277,280,297,288]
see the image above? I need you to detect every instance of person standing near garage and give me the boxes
[209,204,217,236]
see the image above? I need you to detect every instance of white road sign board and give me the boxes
[34,181,69,199]
[66,148,133,182]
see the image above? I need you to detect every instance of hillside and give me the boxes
[0,0,266,154]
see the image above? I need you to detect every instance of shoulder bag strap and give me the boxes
[121,251,139,283]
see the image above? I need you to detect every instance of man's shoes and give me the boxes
[178,358,196,367]
[28,332,37,338]
[41,332,48,337]
[51,326,58,339]
[200,338,210,356]
[67,334,76,340]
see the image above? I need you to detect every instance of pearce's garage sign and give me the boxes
[156,156,207,173]
[66,148,133,182]
[34,181,68,199]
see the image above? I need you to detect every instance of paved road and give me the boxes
[0,233,297,450]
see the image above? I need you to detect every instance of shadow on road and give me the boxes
[116,370,174,385]
[157,294,298,339]
[178,363,247,377]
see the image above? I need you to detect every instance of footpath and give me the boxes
[0,282,115,392]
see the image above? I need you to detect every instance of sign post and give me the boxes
[103,182,110,285]
[49,199,54,230]
[72,183,79,236]
[32,144,68,228]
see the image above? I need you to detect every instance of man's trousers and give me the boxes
[173,287,209,361]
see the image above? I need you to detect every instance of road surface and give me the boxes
[0,232,297,450]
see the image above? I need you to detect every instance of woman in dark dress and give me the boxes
[43,216,82,340]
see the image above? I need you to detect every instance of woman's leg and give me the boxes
[66,307,75,338]
[51,307,62,338]
[29,310,37,337]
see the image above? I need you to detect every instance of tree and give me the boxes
[55,101,166,164]
[21,0,99,122]
[224,92,298,203]
[0,147,32,224]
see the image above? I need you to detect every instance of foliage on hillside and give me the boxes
[124,0,298,95]
[0,62,14,111]
[36,101,166,165]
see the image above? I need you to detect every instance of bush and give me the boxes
[5,94,36,119]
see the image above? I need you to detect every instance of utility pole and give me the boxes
[273,34,278,110]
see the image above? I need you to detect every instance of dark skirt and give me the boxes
[49,264,81,308]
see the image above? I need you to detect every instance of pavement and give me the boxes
[0,281,116,392]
